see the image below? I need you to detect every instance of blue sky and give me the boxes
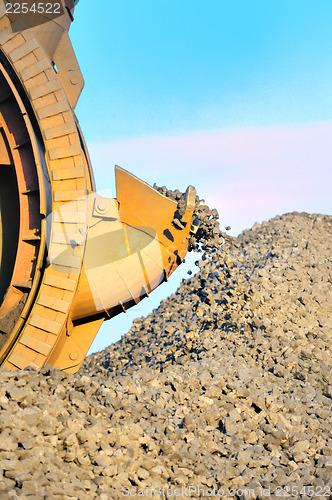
[71,1,332,139]
[69,1,332,353]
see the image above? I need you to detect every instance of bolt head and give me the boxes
[97,200,108,212]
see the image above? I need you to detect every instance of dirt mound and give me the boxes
[0,211,331,498]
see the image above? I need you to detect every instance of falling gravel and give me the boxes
[0,202,331,498]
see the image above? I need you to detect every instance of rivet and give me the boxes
[69,352,78,361]
[97,200,108,212]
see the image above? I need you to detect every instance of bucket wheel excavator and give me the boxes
[0,0,196,373]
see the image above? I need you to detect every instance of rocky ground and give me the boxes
[0,205,331,498]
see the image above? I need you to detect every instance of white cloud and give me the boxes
[89,122,332,236]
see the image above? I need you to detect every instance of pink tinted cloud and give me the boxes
[89,122,332,235]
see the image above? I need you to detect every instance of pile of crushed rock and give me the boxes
[0,208,331,499]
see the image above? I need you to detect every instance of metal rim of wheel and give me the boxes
[0,14,93,371]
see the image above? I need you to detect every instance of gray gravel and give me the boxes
[0,206,331,498]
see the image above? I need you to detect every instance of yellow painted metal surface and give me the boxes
[71,167,196,321]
